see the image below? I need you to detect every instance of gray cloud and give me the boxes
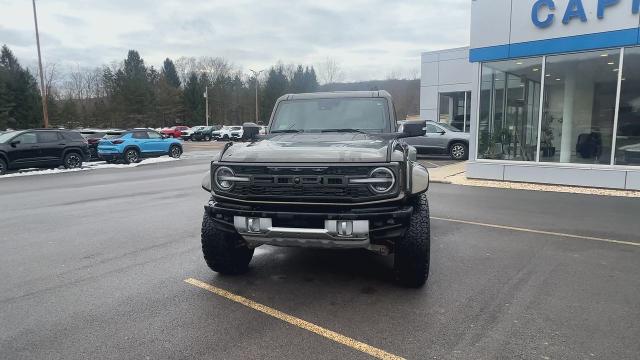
[3,0,470,80]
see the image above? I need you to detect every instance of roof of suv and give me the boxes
[281,90,392,101]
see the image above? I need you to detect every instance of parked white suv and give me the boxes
[212,126,245,141]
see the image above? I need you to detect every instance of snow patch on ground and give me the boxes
[0,156,180,179]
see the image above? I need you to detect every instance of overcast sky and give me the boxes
[1,0,470,81]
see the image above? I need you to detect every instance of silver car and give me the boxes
[402,121,470,160]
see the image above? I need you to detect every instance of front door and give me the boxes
[8,132,40,167]
[145,131,167,153]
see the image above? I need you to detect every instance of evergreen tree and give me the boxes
[162,58,181,88]
[303,67,319,92]
[262,65,289,120]
[0,45,42,129]
[182,72,206,125]
[289,65,306,94]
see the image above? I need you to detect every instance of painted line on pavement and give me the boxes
[432,217,639,247]
[184,278,404,360]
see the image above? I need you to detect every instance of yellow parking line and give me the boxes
[184,278,405,360]
[431,217,640,247]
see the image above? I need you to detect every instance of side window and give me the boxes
[147,131,162,139]
[63,131,85,141]
[36,131,61,143]
[132,132,149,139]
[425,124,441,134]
[14,132,37,144]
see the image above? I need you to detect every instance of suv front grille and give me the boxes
[214,164,399,203]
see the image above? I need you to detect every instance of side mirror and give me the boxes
[161,134,168,139]
[440,130,446,135]
[242,122,260,141]
[10,140,20,147]
[399,121,426,138]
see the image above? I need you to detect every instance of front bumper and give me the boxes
[205,200,413,250]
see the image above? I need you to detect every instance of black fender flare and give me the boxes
[61,147,84,160]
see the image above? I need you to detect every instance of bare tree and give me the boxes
[317,57,345,85]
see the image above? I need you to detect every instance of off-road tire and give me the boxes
[201,211,254,275]
[450,142,468,160]
[124,148,140,164]
[169,145,182,159]
[394,193,430,287]
[0,158,7,175]
[63,152,83,169]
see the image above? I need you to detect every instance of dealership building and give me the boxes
[420,0,640,190]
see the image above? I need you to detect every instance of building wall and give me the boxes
[420,48,473,121]
[464,0,640,190]
[470,0,640,62]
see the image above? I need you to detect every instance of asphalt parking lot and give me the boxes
[1,147,639,359]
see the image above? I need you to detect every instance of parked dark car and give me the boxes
[191,126,220,141]
[0,129,91,175]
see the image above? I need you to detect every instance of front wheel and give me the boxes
[169,145,182,159]
[450,142,468,160]
[394,193,430,288]
[63,152,83,169]
[201,211,254,274]
[204,135,211,141]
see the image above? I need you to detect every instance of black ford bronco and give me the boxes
[201,91,431,287]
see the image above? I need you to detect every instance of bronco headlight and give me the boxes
[214,166,249,190]
[350,167,395,194]
[369,167,395,193]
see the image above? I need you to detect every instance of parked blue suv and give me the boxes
[98,129,183,164]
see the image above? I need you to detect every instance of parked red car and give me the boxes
[161,126,190,138]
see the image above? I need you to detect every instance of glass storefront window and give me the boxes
[478,58,542,161]
[614,48,640,166]
[541,49,620,164]
[438,91,471,132]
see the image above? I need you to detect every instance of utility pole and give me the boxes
[204,86,209,126]
[32,0,49,128]
[249,69,263,123]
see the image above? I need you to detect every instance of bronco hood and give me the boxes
[220,133,392,163]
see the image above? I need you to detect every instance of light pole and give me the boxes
[32,0,48,128]
[249,69,263,123]
[204,86,209,126]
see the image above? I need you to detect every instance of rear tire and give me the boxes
[450,142,468,160]
[63,152,83,169]
[201,211,254,274]
[394,193,430,288]
[0,158,7,175]
[124,148,140,164]
[204,135,211,141]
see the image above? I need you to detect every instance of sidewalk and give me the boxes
[428,161,640,198]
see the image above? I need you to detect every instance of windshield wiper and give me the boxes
[321,128,368,134]
[271,129,303,134]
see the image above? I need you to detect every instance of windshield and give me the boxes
[271,98,389,133]
[438,123,462,132]
[0,131,21,143]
